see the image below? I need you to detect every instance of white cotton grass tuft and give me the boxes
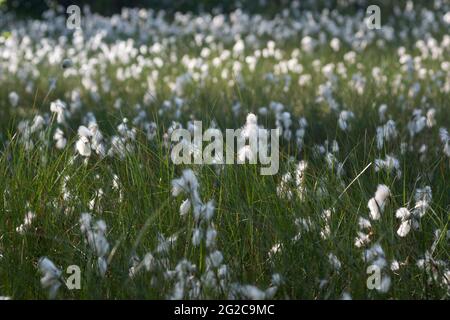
[89,123,106,157]
[233,283,277,300]
[355,216,372,248]
[192,228,202,246]
[9,91,19,107]
[179,199,191,216]
[88,188,104,211]
[206,226,217,248]
[444,11,450,24]
[367,184,390,220]
[393,188,432,238]
[426,108,436,128]
[277,160,308,200]
[208,250,224,268]
[341,292,352,300]
[235,285,266,300]
[376,120,398,150]
[171,169,199,197]
[50,100,68,124]
[268,243,282,260]
[376,127,384,150]
[75,124,106,158]
[367,198,380,220]
[364,243,386,268]
[202,200,215,221]
[378,104,388,122]
[375,155,401,178]
[16,211,36,234]
[295,117,308,150]
[407,109,426,138]
[363,243,391,293]
[397,220,411,237]
[395,207,411,220]
[338,110,354,131]
[358,217,372,230]
[328,253,342,271]
[79,213,110,276]
[412,186,432,218]
[375,184,390,205]
[53,128,67,149]
[439,128,450,157]
[38,257,62,299]
[171,170,216,246]
[156,233,178,254]
[354,231,371,248]
[174,170,215,223]
[30,115,45,133]
[390,260,400,271]
[78,125,91,138]
[439,128,449,144]
[76,136,91,157]
[320,209,333,240]
[378,275,392,293]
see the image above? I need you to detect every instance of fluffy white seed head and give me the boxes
[397,220,411,237]
[395,208,411,221]
[368,198,381,220]
[76,136,91,157]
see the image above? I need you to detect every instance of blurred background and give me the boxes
[1,0,420,17]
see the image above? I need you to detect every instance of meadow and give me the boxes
[0,1,449,299]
